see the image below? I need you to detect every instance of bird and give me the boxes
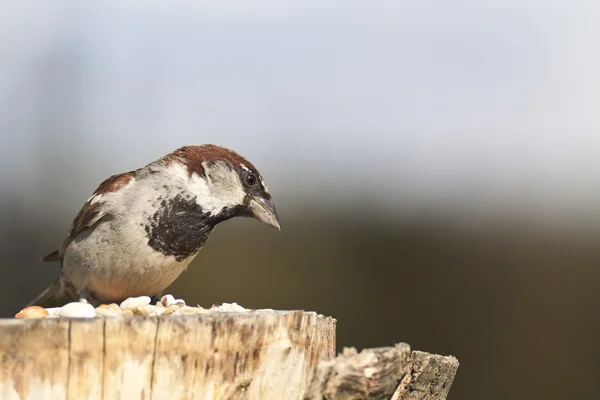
[28,144,280,308]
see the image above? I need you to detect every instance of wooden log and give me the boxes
[0,309,459,399]
[0,311,335,400]
[305,344,459,400]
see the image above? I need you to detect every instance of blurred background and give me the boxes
[1,1,599,398]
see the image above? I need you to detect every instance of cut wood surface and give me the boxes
[0,310,335,400]
[0,310,459,399]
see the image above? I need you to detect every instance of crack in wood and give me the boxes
[148,318,161,400]
[66,320,72,400]
[101,319,106,400]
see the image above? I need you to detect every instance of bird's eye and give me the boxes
[245,173,258,187]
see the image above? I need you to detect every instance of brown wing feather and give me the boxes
[54,200,108,261]
[93,171,136,195]
[44,171,136,262]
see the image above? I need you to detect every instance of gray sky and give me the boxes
[1,1,599,223]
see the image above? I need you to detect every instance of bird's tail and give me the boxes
[27,279,75,308]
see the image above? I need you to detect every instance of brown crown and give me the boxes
[165,144,257,177]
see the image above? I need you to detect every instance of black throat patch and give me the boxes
[145,193,216,261]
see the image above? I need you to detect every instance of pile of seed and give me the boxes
[14,295,249,319]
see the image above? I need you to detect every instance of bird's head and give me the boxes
[167,144,280,230]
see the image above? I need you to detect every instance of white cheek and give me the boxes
[196,162,246,214]
[188,174,222,215]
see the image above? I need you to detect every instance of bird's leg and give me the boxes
[78,290,102,307]
[150,293,163,305]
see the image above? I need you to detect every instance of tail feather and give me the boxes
[27,279,75,308]
[42,250,61,262]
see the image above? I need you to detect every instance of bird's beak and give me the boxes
[249,196,281,230]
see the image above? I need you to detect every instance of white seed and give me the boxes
[106,303,122,314]
[150,307,165,317]
[181,306,200,314]
[45,307,62,318]
[213,302,247,312]
[162,305,180,315]
[135,305,154,316]
[160,294,185,307]
[59,302,96,318]
[95,307,120,318]
[231,302,246,312]
[120,296,151,310]
[160,294,175,307]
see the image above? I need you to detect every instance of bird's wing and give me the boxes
[41,197,110,263]
[43,171,136,263]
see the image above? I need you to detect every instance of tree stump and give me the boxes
[0,310,458,399]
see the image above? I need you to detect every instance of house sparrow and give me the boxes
[28,144,280,307]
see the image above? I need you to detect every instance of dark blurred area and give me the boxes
[2,2,600,399]
[4,211,600,399]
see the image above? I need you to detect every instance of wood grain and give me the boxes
[306,344,459,400]
[0,311,335,400]
[0,312,458,399]
[0,319,69,400]
[391,351,460,400]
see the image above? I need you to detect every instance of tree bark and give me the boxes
[305,344,458,400]
[391,351,459,400]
